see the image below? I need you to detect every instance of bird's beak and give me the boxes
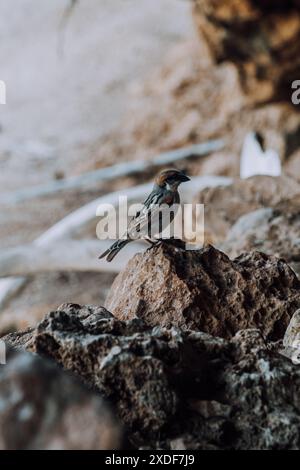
[179,173,190,182]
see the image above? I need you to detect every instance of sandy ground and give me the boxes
[0,0,194,331]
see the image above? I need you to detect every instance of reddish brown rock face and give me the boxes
[193,0,300,104]
[105,244,300,340]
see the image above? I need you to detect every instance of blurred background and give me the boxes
[1,0,300,334]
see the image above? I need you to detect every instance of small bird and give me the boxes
[99,168,190,262]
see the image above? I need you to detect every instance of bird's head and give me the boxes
[155,169,190,191]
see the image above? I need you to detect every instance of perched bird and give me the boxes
[99,168,190,262]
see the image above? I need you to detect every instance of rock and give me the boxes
[105,244,300,340]
[280,310,300,365]
[4,305,300,449]
[222,195,300,276]
[195,175,300,244]
[0,346,120,450]
[283,309,300,349]
[13,303,178,439]
[280,309,300,364]
[286,149,300,180]
[193,0,300,104]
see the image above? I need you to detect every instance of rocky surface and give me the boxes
[195,175,300,244]
[280,309,300,364]
[283,309,300,349]
[0,346,121,450]
[5,305,178,445]
[105,244,300,341]
[193,0,300,104]
[222,195,300,276]
[4,304,300,449]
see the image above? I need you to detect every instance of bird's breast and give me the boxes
[163,191,179,206]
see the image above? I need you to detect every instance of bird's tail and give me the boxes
[98,239,131,262]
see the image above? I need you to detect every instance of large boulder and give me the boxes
[4,305,300,449]
[0,347,120,450]
[105,244,300,340]
[193,0,300,104]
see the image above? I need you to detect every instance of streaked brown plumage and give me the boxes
[99,169,190,262]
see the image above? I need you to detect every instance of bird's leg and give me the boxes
[149,237,186,249]
[145,238,156,246]
[150,238,164,246]
[145,237,163,252]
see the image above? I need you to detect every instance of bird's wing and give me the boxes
[127,189,167,239]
